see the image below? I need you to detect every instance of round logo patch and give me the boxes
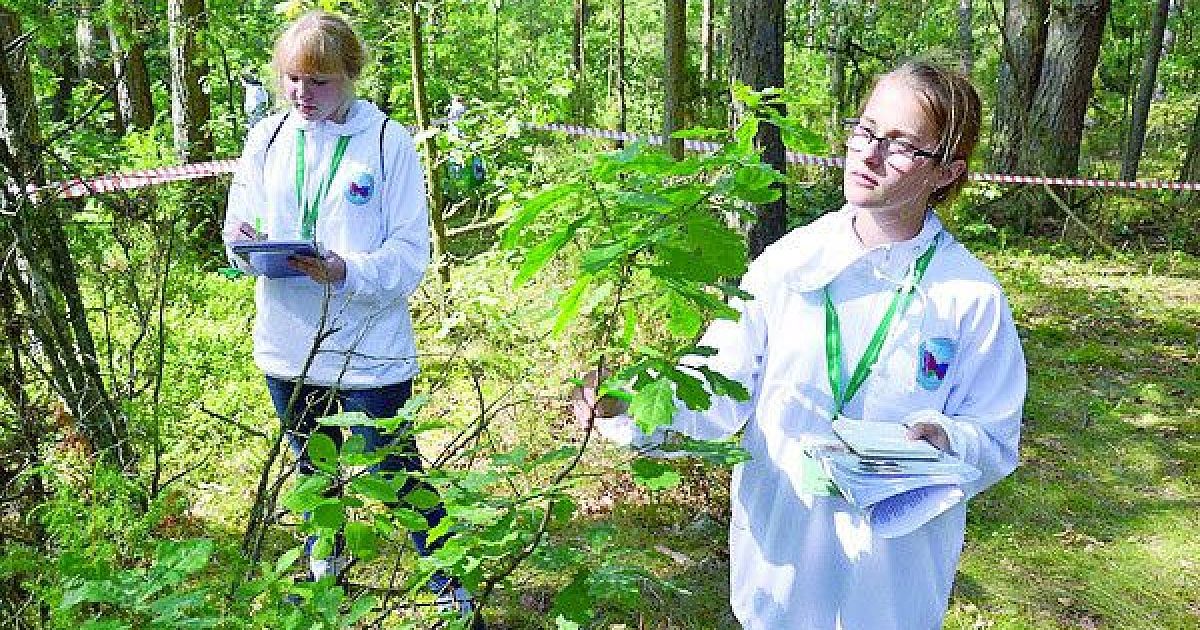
[345,172,375,205]
[916,337,956,391]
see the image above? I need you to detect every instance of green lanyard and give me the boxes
[295,130,351,240]
[825,235,939,416]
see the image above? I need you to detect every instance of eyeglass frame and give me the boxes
[842,118,942,166]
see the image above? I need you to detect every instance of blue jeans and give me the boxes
[265,376,447,559]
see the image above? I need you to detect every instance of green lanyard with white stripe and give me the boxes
[824,235,940,416]
[295,130,351,240]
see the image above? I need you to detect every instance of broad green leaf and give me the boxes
[501,183,584,249]
[147,589,208,620]
[552,497,577,526]
[550,571,594,628]
[629,458,682,492]
[349,475,398,503]
[344,522,379,561]
[306,433,338,474]
[311,501,345,529]
[628,377,676,434]
[490,447,529,467]
[344,593,378,626]
[665,367,711,411]
[734,116,760,150]
[391,508,430,531]
[666,295,703,337]
[404,487,441,510]
[155,539,213,576]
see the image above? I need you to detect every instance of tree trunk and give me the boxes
[1119,0,1170,181]
[0,9,132,468]
[77,5,124,133]
[702,0,715,116]
[409,0,449,284]
[826,8,849,138]
[617,0,627,138]
[46,40,78,123]
[167,0,213,164]
[109,4,154,131]
[1180,100,1200,183]
[1019,0,1109,179]
[958,0,973,73]
[663,0,686,159]
[573,0,589,123]
[730,0,787,258]
[989,0,1048,173]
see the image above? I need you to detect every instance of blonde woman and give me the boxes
[223,11,480,625]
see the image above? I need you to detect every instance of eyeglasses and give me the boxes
[843,119,940,170]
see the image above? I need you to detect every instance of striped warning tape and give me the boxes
[9,121,1200,200]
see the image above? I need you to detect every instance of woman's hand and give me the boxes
[569,369,629,430]
[224,221,263,243]
[906,422,951,452]
[289,250,346,285]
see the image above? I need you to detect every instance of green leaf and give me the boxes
[390,508,430,531]
[490,447,530,467]
[344,593,378,626]
[80,621,130,630]
[553,274,592,336]
[664,367,711,411]
[513,216,587,286]
[404,488,441,510]
[317,411,371,427]
[580,241,628,274]
[274,546,305,577]
[155,539,213,576]
[734,116,760,150]
[307,433,338,474]
[629,458,682,491]
[344,522,379,561]
[696,366,751,402]
[550,571,594,628]
[657,436,753,466]
[311,501,346,529]
[666,294,703,337]
[349,474,398,503]
[501,184,583,249]
[628,377,676,434]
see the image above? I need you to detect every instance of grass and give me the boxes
[116,236,1200,629]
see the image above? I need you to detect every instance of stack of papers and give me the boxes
[816,417,981,538]
[832,417,941,460]
[229,240,320,278]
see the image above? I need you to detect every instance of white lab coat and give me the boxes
[598,206,1026,629]
[224,99,430,388]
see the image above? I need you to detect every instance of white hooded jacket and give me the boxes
[598,206,1026,629]
[224,100,430,388]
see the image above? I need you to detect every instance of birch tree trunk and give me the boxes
[167,0,213,164]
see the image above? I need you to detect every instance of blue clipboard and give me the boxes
[229,240,320,278]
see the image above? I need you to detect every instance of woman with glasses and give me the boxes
[575,58,1026,629]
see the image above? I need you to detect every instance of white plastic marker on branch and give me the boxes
[13,122,1200,201]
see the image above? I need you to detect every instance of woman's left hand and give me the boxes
[906,422,951,452]
[289,251,346,285]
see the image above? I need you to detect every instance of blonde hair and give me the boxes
[272,11,367,81]
[875,58,982,205]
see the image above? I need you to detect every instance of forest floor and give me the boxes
[180,240,1199,629]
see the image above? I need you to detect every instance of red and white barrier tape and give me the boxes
[10,122,1200,201]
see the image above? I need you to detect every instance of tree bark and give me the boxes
[702,0,715,107]
[46,40,78,123]
[1019,0,1110,179]
[729,0,787,258]
[77,4,124,133]
[1119,0,1170,181]
[617,0,627,138]
[663,0,686,159]
[989,0,1048,173]
[409,0,449,284]
[1180,100,1200,183]
[109,2,155,130]
[167,0,213,163]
